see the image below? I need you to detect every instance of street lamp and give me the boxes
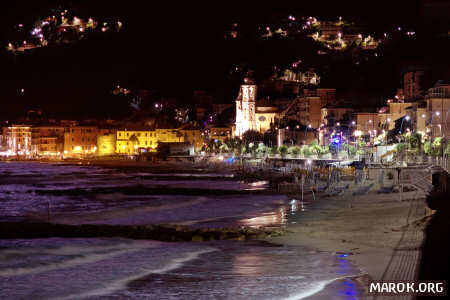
[400,115,410,134]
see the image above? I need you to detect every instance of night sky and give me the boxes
[0,0,446,119]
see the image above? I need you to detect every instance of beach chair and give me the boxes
[379,186,395,193]
[325,184,349,196]
[352,183,374,196]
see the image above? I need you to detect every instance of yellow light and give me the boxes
[74,146,82,152]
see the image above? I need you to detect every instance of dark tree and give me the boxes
[242,130,263,144]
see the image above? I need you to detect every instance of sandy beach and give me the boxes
[270,186,430,298]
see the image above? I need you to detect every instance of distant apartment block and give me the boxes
[403,70,424,101]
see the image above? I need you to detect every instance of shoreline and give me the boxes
[269,187,429,298]
[0,159,432,299]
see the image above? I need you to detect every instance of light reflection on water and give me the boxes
[239,197,308,228]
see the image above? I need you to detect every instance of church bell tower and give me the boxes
[235,77,257,138]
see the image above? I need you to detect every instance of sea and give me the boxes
[0,161,363,299]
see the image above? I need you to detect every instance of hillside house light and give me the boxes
[296,125,300,129]
[336,122,340,126]
[352,121,356,125]
[308,124,312,128]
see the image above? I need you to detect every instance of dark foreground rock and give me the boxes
[0,222,284,242]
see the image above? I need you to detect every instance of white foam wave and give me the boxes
[55,247,217,300]
[282,275,362,300]
[0,240,162,277]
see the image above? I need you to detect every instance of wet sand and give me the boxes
[269,187,429,298]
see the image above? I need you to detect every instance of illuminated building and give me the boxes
[235,78,257,137]
[321,105,354,126]
[210,126,232,143]
[178,124,203,149]
[97,133,116,156]
[406,104,427,135]
[116,130,158,154]
[425,82,450,138]
[297,89,336,129]
[116,127,202,155]
[376,102,413,132]
[63,126,99,157]
[31,125,65,157]
[234,78,281,137]
[4,125,32,156]
[255,99,278,134]
[155,129,184,143]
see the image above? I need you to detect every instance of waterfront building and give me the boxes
[31,125,65,158]
[116,126,202,155]
[63,125,99,157]
[178,124,203,149]
[97,133,117,156]
[116,129,158,154]
[3,125,32,155]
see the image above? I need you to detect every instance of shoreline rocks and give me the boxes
[0,222,285,242]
